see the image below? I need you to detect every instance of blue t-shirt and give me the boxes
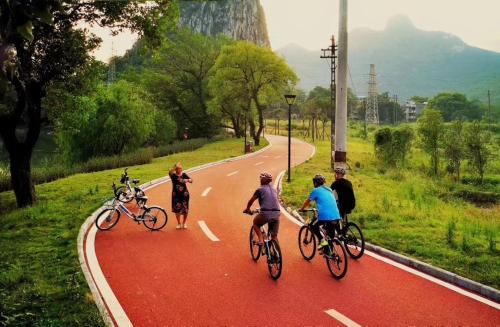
[308,185,341,221]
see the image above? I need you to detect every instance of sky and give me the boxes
[93,0,500,62]
[260,0,500,53]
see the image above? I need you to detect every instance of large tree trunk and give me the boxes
[0,80,42,207]
[9,147,36,207]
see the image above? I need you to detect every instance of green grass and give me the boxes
[279,122,500,289]
[0,136,267,326]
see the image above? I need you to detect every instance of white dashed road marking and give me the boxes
[201,187,212,197]
[325,309,361,327]
[227,171,239,176]
[198,220,220,242]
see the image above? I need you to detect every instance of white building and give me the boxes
[405,101,427,122]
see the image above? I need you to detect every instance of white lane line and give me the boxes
[86,226,133,327]
[365,251,500,310]
[254,161,264,166]
[201,187,212,197]
[227,170,239,176]
[262,155,269,158]
[325,309,361,327]
[198,221,220,242]
[275,155,282,159]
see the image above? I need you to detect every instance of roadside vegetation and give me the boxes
[275,120,499,289]
[0,137,267,326]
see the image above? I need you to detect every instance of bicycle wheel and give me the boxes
[142,206,168,231]
[95,208,120,231]
[267,240,283,280]
[249,227,261,261]
[298,225,316,260]
[325,239,348,279]
[343,222,365,259]
[115,186,133,203]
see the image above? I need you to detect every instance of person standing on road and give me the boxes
[243,172,281,245]
[299,174,341,251]
[169,162,193,229]
[330,167,355,219]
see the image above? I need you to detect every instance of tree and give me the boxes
[377,92,404,125]
[149,29,230,138]
[392,125,414,166]
[56,81,159,162]
[443,120,465,181]
[464,121,491,183]
[211,41,297,146]
[410,96,428,103]
[0,0,177,207]
[374,125,414,167]
[428,92,483,121]
[417,109,444,175]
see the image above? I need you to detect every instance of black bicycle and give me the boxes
[245,209,283,280]
[95,182,167,231]
[297,209,348,279]
[338,214,365,259]
[114,168,146,204]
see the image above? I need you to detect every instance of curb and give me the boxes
[77,138,273,326]
[364,243,500,303]
[275,143,500,305]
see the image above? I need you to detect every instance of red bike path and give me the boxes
[84,135,500,326]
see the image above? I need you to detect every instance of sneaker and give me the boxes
[318,240,328,251]
[176,224,181,229]
[183,223,187,229]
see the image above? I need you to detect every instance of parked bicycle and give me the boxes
[297,209,348,279]
[245,209,283,280]
[95,182,167,231]
[114,168,146,204]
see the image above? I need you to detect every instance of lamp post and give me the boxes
[284,94,296,182]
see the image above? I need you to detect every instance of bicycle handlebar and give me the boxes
[243,208,261,215]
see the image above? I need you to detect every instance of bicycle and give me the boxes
[95,182,168,231]
[338,214,365,259]
[114,168,146,204]
[245,209,283,280]
[297,209,348,279]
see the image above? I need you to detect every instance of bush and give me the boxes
[0,138,212,193]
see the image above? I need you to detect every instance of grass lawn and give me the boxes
[278,122,499,290]
[0,137,267,326]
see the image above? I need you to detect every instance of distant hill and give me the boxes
[277,15,500,103]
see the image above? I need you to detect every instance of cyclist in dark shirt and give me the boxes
[330,167,355,218]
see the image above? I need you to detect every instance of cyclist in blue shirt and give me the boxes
[299,174,341,251]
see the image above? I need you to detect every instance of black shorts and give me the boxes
[253,213,280,237]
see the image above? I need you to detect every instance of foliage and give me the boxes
[0,139,211,193]
[374,126,413,166]
[0,0,178,207]
[417,109,444,175]
[56,80,162,162]
[145,29,229,138]
[210,41,297,146]
[443,120,465,181]
[464,121,491,183]
[377,92,405,124]
[428,92,483,121]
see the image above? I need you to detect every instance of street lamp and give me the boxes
[284,94,296,182]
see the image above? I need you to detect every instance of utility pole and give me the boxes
[321,35,338,169]
[334,0,348,169]
[393,94,398,125]
[488,90,491,125]
[366,64,379,125]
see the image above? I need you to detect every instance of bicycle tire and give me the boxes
[115,186,133,203]
[343,222,365,259]
[325,239,348,279]
[95,208,121,231]
[142,206,168,231]
[249,227,261,261]
[267,239,283,280]
[298,225,316,260]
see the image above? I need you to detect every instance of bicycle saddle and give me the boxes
[132,179,140,184]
